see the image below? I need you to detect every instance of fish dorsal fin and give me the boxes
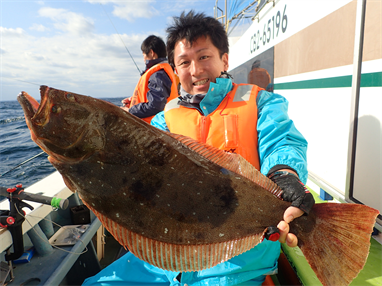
[169,133,283,198]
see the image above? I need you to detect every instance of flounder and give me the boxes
[18,86,379,286]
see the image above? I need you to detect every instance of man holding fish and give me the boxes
[84,10,314,286]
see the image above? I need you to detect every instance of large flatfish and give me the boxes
[18,86,379,285]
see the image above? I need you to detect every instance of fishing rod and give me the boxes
[0,152,46,178]
[100,4,142,74]
[11,79,41,86]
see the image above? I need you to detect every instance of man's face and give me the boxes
[173,36,229,95]
[143,50,154,63]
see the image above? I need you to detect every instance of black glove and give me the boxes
[269,171,315,214]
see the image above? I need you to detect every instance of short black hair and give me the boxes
[141,35,167,58]
[166,10,229,67]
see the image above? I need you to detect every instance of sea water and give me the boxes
[0,97,124,190]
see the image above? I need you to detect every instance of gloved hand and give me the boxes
[269,171,315,214]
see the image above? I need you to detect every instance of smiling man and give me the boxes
[83,11,313,286]
[151,10,313,285]
[173,36,228,95]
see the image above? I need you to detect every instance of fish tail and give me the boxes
[294,203,379,286]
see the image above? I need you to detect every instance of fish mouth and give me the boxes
[17,91,40,119]
[17,85,50,125]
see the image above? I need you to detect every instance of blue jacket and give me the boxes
[83,240,279,286]
[128,58,173,118]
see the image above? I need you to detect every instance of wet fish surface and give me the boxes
[18,86,379,286]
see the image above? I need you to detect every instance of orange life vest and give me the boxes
[130,62,179,123]
[164,83,262,169]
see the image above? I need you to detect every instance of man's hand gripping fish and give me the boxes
[18,86,379,286]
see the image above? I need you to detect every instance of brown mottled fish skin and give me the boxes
[18,86,379,286]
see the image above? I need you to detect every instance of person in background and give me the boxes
[121,35,179,123]
[248,60,272,91]
[84,11,314,286]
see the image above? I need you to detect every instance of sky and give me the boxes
[0,0,223,101]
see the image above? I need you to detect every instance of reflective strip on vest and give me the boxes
[164,97,181,112]
[233,85,253,102]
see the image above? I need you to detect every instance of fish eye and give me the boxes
[51,105,61,114]
[66,93,75,101]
